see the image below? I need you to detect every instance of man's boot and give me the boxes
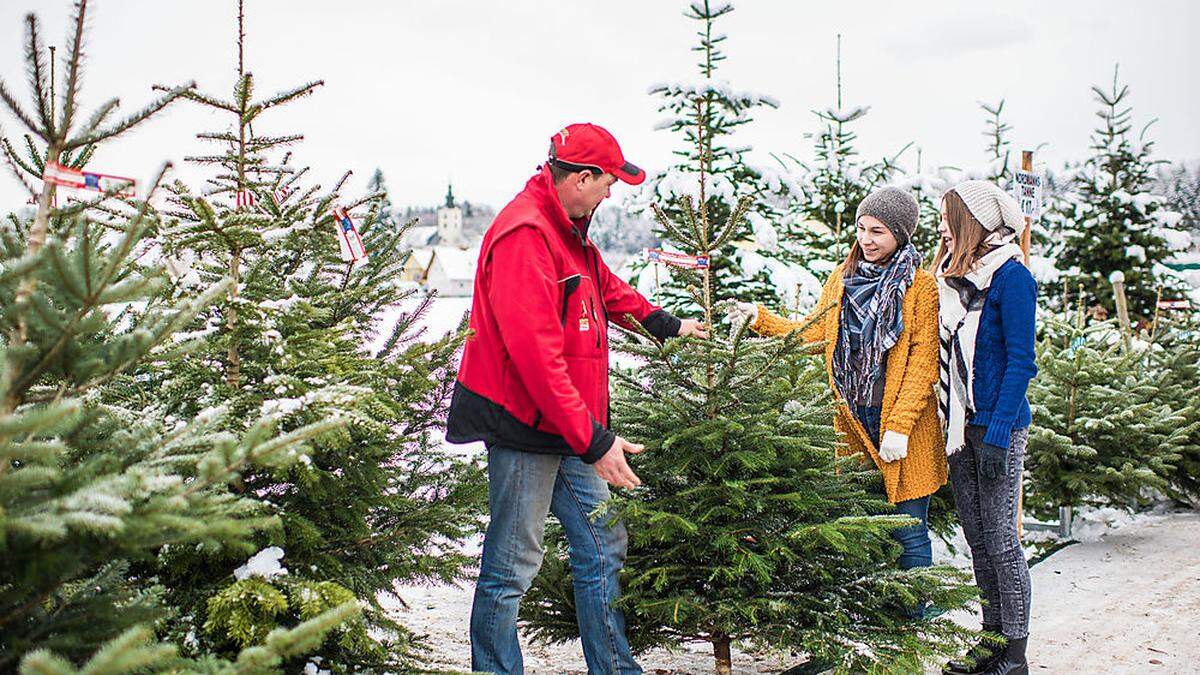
[980,637,1028,675]
[942,624,1003,675]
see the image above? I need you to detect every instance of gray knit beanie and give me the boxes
[855,186,920,246]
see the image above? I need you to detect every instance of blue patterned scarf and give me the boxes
[833,243,923,405]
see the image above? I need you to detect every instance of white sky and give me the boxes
[1,1,1196,212]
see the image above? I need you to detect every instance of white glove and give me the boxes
[879,431,909,463]
[728,301,759,326]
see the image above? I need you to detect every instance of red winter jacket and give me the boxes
[445,166,679,463]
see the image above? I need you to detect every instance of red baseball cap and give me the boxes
[548,123,645,185]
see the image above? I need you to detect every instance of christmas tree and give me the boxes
[1051,66,1191,319]
[902,147,950,259]
[1024,311,1189,518]
[1148,316,1200,504]
[107,2,486,670]
[0,2,356,671]
[365,168,398,233]
[978,99,1013,186]
[630,0,798,312]
[784,34,906,275]
[1156,161,1200,234]
[523,78,976,674]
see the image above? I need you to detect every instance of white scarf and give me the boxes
[937,241,1024,455]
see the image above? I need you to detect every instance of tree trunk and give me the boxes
[713,635,732,675]
[225,249,241,387]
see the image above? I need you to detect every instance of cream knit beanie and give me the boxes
[948,180,1025,242]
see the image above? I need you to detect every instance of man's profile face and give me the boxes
[577,172,617,216]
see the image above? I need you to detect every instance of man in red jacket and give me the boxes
[447,123,705,674]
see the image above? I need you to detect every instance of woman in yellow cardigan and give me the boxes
[730,186,947,571]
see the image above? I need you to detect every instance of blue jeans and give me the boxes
[470,445,641,675]
[852,404,932,570]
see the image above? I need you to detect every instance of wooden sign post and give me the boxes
[1013,150,1040,265]
[1011,150,1041,537]
[1110,271,1133,353]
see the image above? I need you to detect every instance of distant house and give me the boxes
[401,248,436,283]
[424,246,478,297]
[404,225,439,249]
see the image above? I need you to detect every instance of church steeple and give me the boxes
[444,181,456,209]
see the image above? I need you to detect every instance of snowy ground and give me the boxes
[381,294,1200,674]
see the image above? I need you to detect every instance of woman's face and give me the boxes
[856,215,898,263]
[938,201,955,253]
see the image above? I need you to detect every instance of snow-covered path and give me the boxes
[1022,510,1200,673]
[389,510,1200,674]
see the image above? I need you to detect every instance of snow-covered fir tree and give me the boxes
[0,3,356,671]
[783,35,905,278]
[113,3,486,670]
[1049,67,1191,319]
[979,99,1014,185]
[1149,316,1200,504]
[364,168,397,232]
[629,0,806,312]
[1024,311,1190,518]
[588,203,660,257]
[896,100,1016,260]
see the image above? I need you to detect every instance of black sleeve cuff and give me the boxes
[640,309,681,341]
[581,421,616,464]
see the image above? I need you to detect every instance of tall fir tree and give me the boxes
[903,147,948,258]
[523,70,976,674]
[1051,66,1190,319]
[784,34,905,276]
[630,0,795,312]
[110,2,486,670]
[1024,311,1190,518]
[365,167,397,233]
[900,100,1015,260]
[979,99,1013,185]
[0,2,356,671]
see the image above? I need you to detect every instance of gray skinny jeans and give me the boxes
[948,425,1031,639]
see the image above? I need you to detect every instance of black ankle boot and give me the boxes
[943,625,1003,675]
[981,637,1028,675]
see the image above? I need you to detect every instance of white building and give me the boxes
[424,245,478,297]
[436,183,464,248]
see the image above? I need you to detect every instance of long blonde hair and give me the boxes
[931,190,991,276]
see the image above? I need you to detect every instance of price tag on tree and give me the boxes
[1012,169,1043,219]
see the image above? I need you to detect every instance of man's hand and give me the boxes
[593,436,644,489]
[677,319,709,339]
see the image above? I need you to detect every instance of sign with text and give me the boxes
[1012,169,1043,219]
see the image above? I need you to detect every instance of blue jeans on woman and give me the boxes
[852,404,932,570]
[470,445,641,675]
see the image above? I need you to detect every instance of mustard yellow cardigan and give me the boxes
[752,265,947,503]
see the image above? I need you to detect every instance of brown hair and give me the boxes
[931,190,991,276]
[842,240,865,277]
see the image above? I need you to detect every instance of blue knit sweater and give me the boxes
[967,259,1038,448]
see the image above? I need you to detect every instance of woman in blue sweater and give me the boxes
[934,181,1037,675]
